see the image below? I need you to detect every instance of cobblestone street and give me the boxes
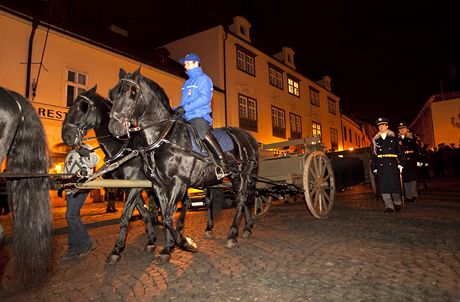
[1,180,459,301]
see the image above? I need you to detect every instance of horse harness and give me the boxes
[85,78,234,183]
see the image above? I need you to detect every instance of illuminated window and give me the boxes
[239,94,258,131]
[290,113,302,139]
[328,97,337,115]
[312,121,322,140]
[330,128,338,150]
[271,106,286,138]
[236,45,256,76]
[309,87,320,107]
[66,69,88,107]
[343,126,347,141]
[268,64,283,89]
[288,75,300,97]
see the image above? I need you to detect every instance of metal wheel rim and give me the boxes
[303,151,335,218]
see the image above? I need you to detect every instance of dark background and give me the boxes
[2,0,459,125]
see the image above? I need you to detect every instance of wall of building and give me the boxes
[432,98,460,147]
[341,114,369,150]
[163,19,344,149]
[411,105,435,148]
[1,10,224,205]
[410,93,460,149]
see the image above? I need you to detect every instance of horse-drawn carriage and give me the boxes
[73,135,336,220]
[253,137,335,219]
[0,68,359,287]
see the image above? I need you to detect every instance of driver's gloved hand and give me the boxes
[174,106,186,116]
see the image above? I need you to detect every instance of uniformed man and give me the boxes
[370,118,406,213]
[397,122,421,202]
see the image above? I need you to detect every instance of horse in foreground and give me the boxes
[108,68,259,262]
[62,86,163,264]
[0,87,53,286]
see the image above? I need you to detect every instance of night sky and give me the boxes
[4,0,460,125]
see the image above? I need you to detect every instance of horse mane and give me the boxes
[86,89,112,126]
[4,89,53,287]
[140,75,174,115]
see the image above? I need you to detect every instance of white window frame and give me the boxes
[236,46,256,76]
[310,87,320,107]
[312,121,322,140]
[288,76,300,97]
[66,69,88,107]
[268,64,283,89]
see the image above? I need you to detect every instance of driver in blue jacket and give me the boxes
[175,53,229,175]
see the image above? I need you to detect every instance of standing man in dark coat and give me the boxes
[370,118,406,213]
[397,123,421,202]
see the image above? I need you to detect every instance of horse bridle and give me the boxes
[109,78,149,138]
[70,94,98,145]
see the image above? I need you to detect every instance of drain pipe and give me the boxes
[26,18,39,99]
[223,31,228,127]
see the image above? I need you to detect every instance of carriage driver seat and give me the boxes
[203,131,231,179]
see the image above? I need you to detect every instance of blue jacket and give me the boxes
[180,67,213,124]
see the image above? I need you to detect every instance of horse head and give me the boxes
[108,68,172,138]
[61,85,106,146]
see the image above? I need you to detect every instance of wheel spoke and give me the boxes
[319,157,326,176]
[323,190,332,205]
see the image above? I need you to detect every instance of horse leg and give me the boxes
[147,190,162,225]
[176,191,190,233]
[135,193,156,254]
[106,189,138,264]
[241,205,254,239]
[204,188,214,238]
[157,185,197,263]
[241,181,256,239]
[225,175,248,248]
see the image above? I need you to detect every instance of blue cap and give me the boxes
[179,53,201,64]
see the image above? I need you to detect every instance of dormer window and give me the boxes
[229,16,252,42]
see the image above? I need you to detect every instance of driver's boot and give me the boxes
[203,132,230,177]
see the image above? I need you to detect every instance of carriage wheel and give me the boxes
[303,151,335,219]
[253,194,273,218]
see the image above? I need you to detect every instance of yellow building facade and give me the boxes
[341,114,371,150]
[410,92,460,148]
[0,9,224,205]
[164,16,347,150]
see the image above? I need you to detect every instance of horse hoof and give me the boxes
[144,244,156,253]
[224,239,238,249]
[203,230,214,239]
[241,230,252,239]
[106,254,121,265]
[182,237,198,253]
[158,253,171,263]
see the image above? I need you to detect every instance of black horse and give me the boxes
[108,68,259,261]
[61,86,173,264]
[0,87,53,286]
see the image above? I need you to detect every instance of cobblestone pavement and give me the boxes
[0,180,459,301]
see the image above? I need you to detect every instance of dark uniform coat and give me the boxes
[370,130,406,194]
[397,132,420,182]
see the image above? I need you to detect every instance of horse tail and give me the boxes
[224,128,259,201]
[6,93,53,287]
